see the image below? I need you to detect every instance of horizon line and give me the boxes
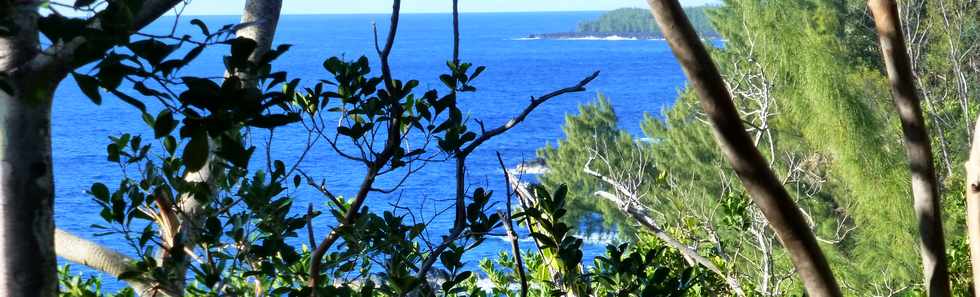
[167,9,629,17]
[160,5,719,17]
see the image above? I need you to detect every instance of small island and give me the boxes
[527,7,718,40]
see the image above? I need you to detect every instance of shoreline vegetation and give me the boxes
[23,0,979,295]
[527,6,718,40]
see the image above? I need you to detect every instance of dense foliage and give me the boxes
[50,2,710,296]
[541,0,978,295]
[36,0,978,296]
[576,7,718,37]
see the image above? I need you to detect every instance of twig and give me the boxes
[583,160,746,297]
[497,153,529,297]
[458,71,600,157]
[306,203,316,249]
[505,167,559,279]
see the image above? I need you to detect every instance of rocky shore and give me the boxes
[524,32,663,40]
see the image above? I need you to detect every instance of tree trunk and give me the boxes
[0,87,57,297]
[237,0,283,75]
[167,0,284,293]
[0,3,58,296]
[177,0,284,228]
[0,1,191,295]
[965,112,980,296]
[48,0,283,293]
[868,1,951,296]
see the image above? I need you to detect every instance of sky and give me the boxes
[177,0,721,15]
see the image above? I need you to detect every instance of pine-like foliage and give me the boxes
[541,0,978,294]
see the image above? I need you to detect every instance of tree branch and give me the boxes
[504,170,559,279]
[34,0,184,75]
[458,71,599,157]
[497,153,528,297]
[868,1,951,296]
[581,160,745,296]
[55,228,173,297]
[417,71,600,282]
[643,1,841,296]
[414,158,466,280]
[308,1,402,293]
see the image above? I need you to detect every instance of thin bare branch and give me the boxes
[497,153,529,297]
[582,159,746,297]
[459,71,600,157]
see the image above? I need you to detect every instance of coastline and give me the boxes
[524,31,719,40]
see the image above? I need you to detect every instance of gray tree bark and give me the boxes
[169,0,283,293]
[0,3,57,296]
[868,1,951,296]
[54,229,166,296]
[0,0,201,296]
[966,112,980,296]
[0,81,58,297]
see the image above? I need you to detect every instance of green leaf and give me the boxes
[153,110,176,138]
[72,72,101,105]
[439,74,456,89]
[470,66,486,81]
[109,89,146,112]
[38,14,87,44]
[106,143,121,162]
[183,45,205,64]
[90,183,110,202]
[74,0,97,8]
[455,271,472,283]
[139,225,154,247]
[530,232,557,249]
[246,113,300,129]
[215,134,254,169]
[162,136,177,155]
[226,37,257,70]
[182,131,210,172]
[190,19,210,36]
[127,39,177,66]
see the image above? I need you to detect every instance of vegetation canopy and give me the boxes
[0,0,974,296]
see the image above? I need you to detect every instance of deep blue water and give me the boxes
[52,12,689,289]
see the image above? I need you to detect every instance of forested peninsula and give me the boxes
[528,7,719,40]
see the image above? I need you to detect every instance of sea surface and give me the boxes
[52,12,691,289]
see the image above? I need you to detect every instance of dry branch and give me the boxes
[582,158,746,297]
[498,153,529,297]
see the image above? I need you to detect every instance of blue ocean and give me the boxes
[53,12,690,289]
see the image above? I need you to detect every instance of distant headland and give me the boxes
[526,6,719,40]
